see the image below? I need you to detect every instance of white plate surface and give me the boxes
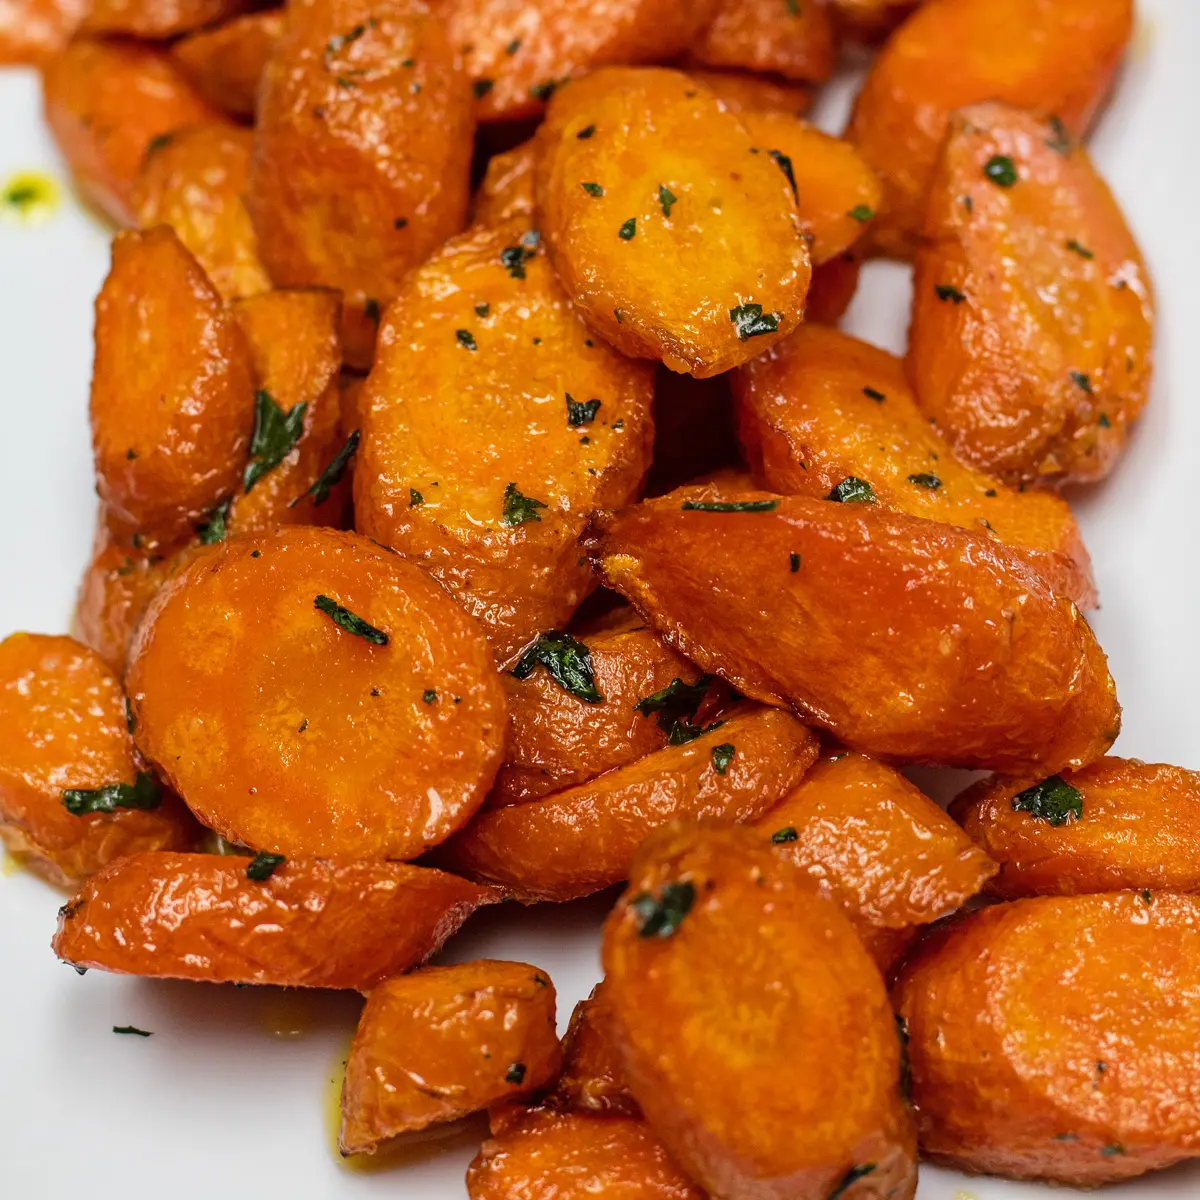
[2,4,1199,1196]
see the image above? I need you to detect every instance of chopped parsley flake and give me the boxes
[499,242,537,278]
[1070,370,1094,394]
[112,1025,152,1037]
[711,744,735,774]
[827,476,876,504]
[634,676,720,743]
[473,79,494,98]
[680,499,777,513]
[566,395,601,426]
[768,149,796,198]
[730,303,780,340]
[293,429,359,508]
[422,689,438,704]
[771,826,799,843]
[409,488,424,506]
[581,181,604,197]
[314,595,389,646]
[630,881,695,939]
[658,184,677,217]
[1065,239,1094,259]
[576,124,596,139]
[246,851,286,881]
[456,329,478,351]
[505,1062,526,1085]
[1046,116,1072,155]
[511,630,603,703]
[863,386,886,402]
[501,482,547,526]
[505,39,521,55]
[63,772,162,817]
[618,217,637,240]
[196,497,232,544]
[244,389,307,493]
[1011,776,1083,826]
[475,302,489,317]
[935,285,966,304]
[789,552,800,572]
[529,80,558,101]
[847,204,874,222]
[983,155,1018,187]
[907,473,941,489]
[1098,413,1111,428]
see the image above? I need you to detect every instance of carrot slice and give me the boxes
[436,706,819,902]
[690,0,837,84]
[603,822,918,1200]
[126,526,506,859]
[341,960,561,1154]
[952,757,1200,899]
[893,892,1200,1184]
[0,634,197,886]
[585,488,1119,773]
[554,983,638,1117]
[171,10,284,118]
[734,323,1097,607]
[54,851,500,988]
[82,0,253,38]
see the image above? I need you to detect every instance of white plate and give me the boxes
[2,4,1199,1195]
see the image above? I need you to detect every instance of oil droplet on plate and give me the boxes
[1,850,21,877]
[323,1045,487,1172]
[260,989,320,1040]
[2,172,60,225]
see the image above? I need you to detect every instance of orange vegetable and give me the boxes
[847,0,1134,257]
[248,0,475,369]
[126,526,507,859]
[436,706,819,901]
[554,983,638,1116]
[445,0,721,124]
[737,113,880,265]
[171,10,284,118]
[491,608,725,808]
[829,0,921,40]
[734,323,1097,607]
[0,0,86,65]
[685,69,812,117]
[474,141,536,227]
[754,749,996,931]
[0,634,198,886]
[690,0,837,84]
[535,67,810,377]
[53,851,500,988]
[134,123,271,303]
[909,103,1154,487]
[42,37,221,225]
[228,288,350,534]
[603,823,918,1200]
[893,892,1200,1184]
[81,0,253,38]
[953,757,1200,899]
[353,221,655,666]
[585,488,1119,772]
[90,226,255,547]
[804,252,861,324]
[468,1107,704,1200]
[73,519,202,675]
[340,961,562,1154]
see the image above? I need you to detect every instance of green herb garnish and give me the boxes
[293,429,359,508]
[907,473,941,489]
[863,386,885,402]
[618,217,637,240]
[246,851,286,881]
[711,744,735,774]
[1046,116,1072,154]
[634,676,716,744]
[475,302,489,317]
[680,499,777,513]
[473,79,494,98]
[577,124,595,139]
[314,595,389,646]
[113,1025,152,1037]
[1098,413,1111,428]
[566,395,601,426]
[422,689,437,704]
[504,1062,526,1084]
[511,630,603,703]
[1070,370,1093,394]
[196,497,232,543]
[456,329,478,351]
[767,149,796,199]
[1011,776,1083,826]
[1065,239,1094,259]
[63,772,161,817]
[847,204,874,222]
[935,285,965,304]
[983,155,1018,187]
[789,552,800,572]
[658,184,677,217]
[771,826,798,843]
[827,477,876,503]
[630,880,695,939]
[500,241,537,278]
[501,482,547,526]
[827,1164,877,1200]
[244,389,307,493]
[529,80,558,101]
[730,303,780,340]
[581,181,604,197]
[409,488,424,506]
